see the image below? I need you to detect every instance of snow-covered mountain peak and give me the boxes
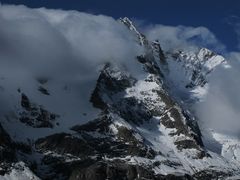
[119,17,146,46]
[197,48,225,70]
[0,10,240,179]
[197,48,215,59]
[171,47,225,72]
[161,47,227,104]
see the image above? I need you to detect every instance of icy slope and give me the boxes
[163,48,226,103]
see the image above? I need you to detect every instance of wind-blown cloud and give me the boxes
[144,24,226,53]
[0,4,145,130]
[195,53,240,136]
[0,4,143,80]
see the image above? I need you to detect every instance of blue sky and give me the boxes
[1,0,240,51]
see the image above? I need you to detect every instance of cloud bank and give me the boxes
[0,4,148,138]
[144,24,226,53]
[194,52,240,136]
[0,4,143,80]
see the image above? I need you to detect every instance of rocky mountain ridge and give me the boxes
[0,17,239,180]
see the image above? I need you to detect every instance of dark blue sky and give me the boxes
[1,0,240,51]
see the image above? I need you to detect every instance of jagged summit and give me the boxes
[163,47,226,103]
[119,17,146,46]
[119,17,225,102]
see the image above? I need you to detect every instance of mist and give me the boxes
[144,24,226,53]
[0,4,145,133]
[0,4,143,83]
[195,52,240,137]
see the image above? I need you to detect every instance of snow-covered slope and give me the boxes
[1,162,40,180]
[162,48,226,103]
[0,11,240,180]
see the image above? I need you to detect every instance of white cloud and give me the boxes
[0,4,146,137]
[193,52,240,137]
[143,24,226,53]
[0,4,143,80]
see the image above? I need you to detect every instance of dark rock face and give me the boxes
[69,161,154,180]
[115,97,152,124]
[71,113,112,134]
[19,93,59,128]
[90,64,157,125]
[69,161,194,180]
[36,116,155,160]
[34,107,158,179]
[21,93,31,111]
[0,124,16,175]
[137,55,163,76]
[193,170,233,180]
[71,114,155,159]
[90,64,136,110]
[0,124,15,161]
[161,107,206,158]
[38,86,50,95]
[151,40,167,65]
[36,133,96,158]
